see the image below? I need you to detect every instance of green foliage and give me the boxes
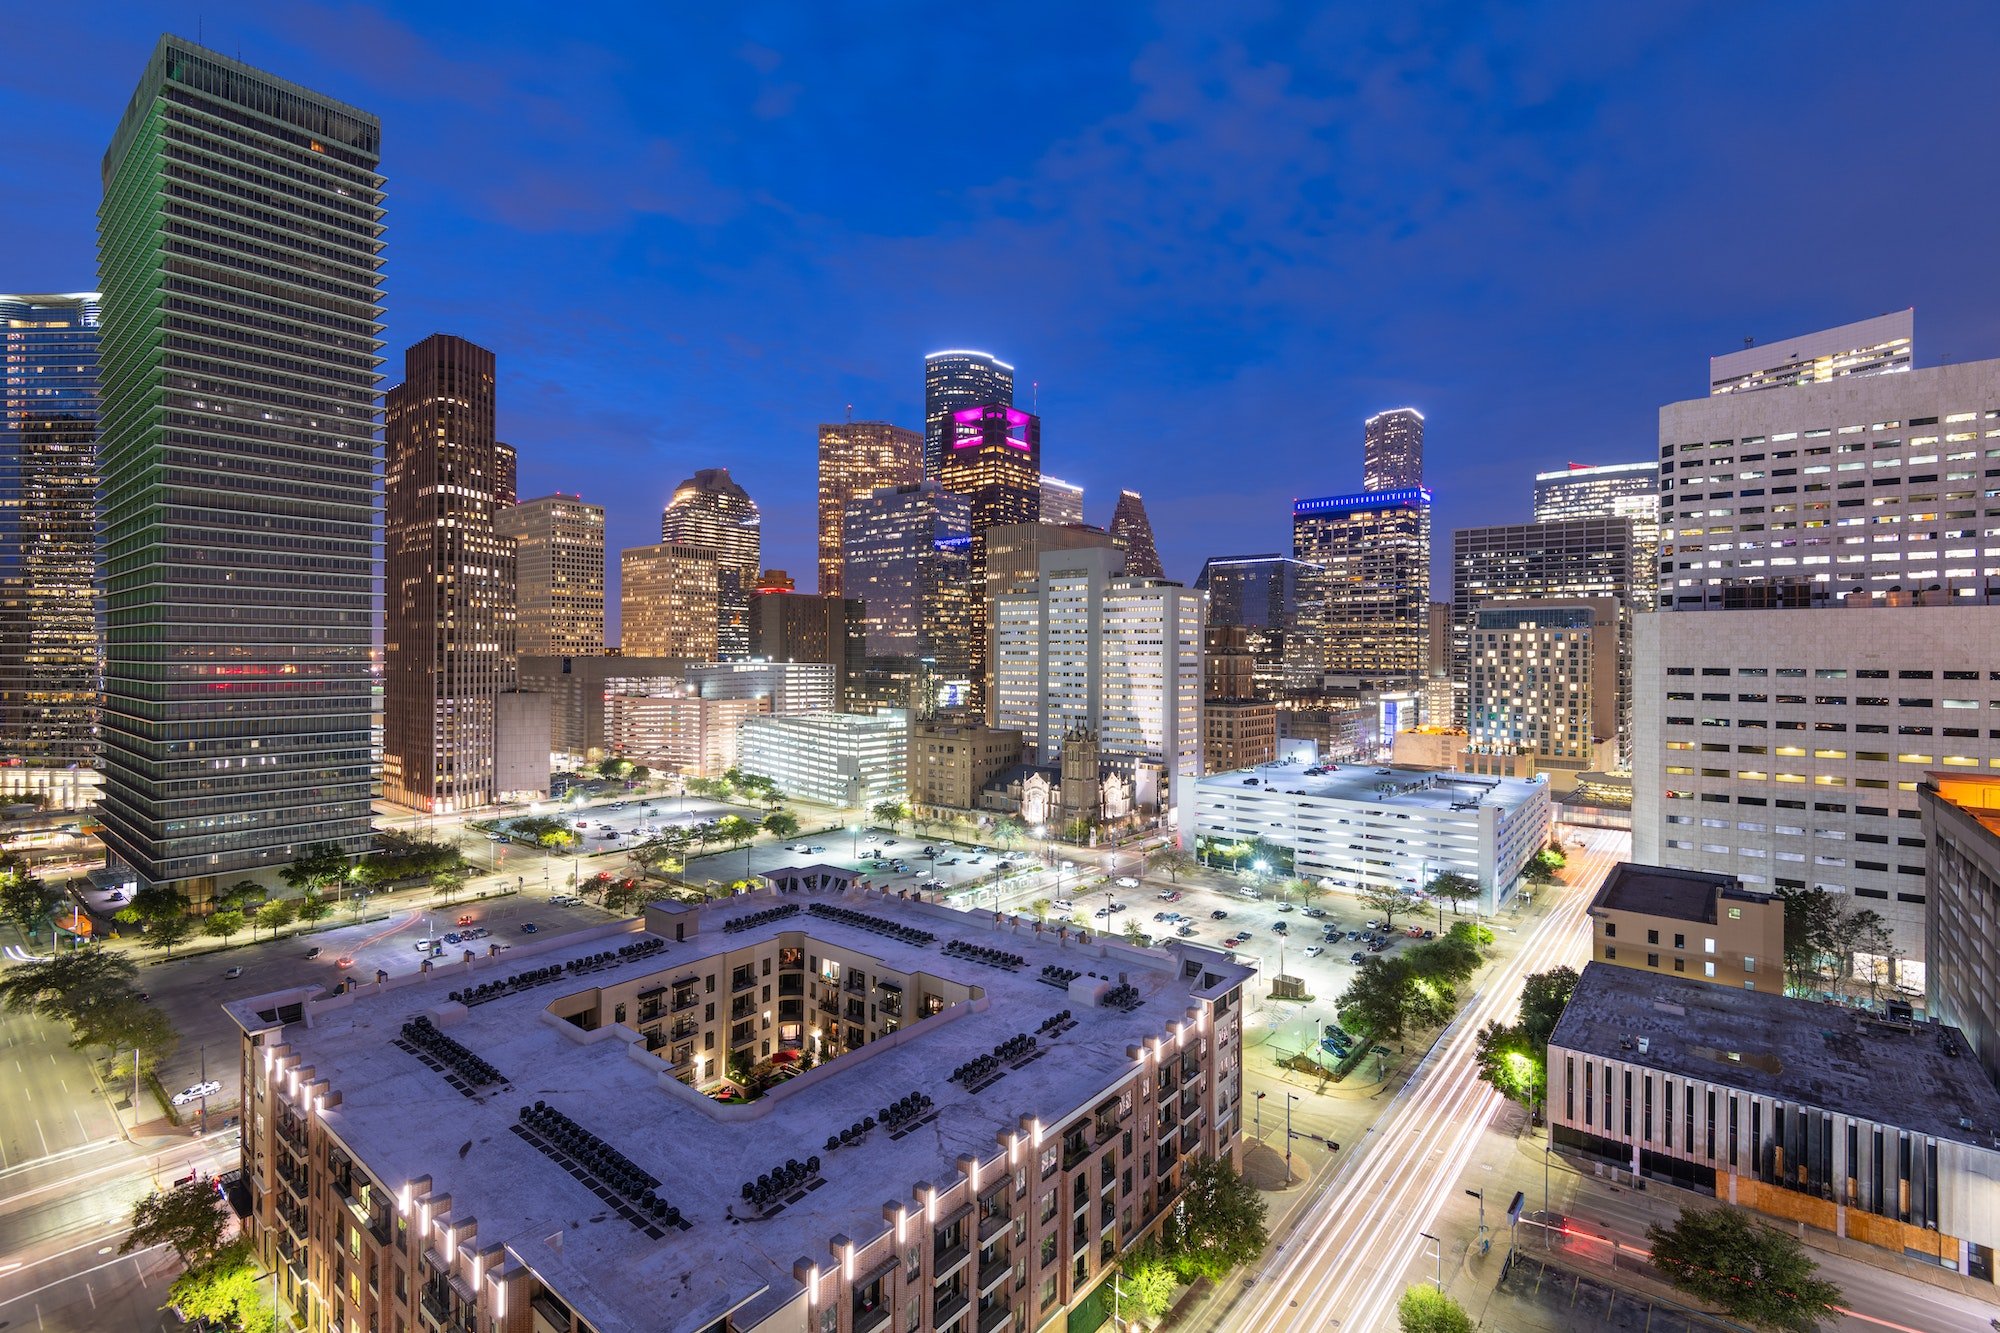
[1524,847,1565,885]
[1159,1156,1269,1282]
[166,1239,274,1333]
[143,913,198,957]
[116,884,189,927]
[1776,885,1900,1004]
[991,816,1023,847]
[355,832,463,886]
[1029,898,1052,922]
[254,898,296,940]
[715,814,755,848]
[201,910,245,943]
[1121,918,1149,945]
[1293,876,1325,905]
[0,948,179,1065]
[279,841,350,894]
[761,810,801,841]
[0,861,61,940]
[1061,815,1094,845]
[871,799,911,831]
[1146,846,1194,882]
[1355,880,1415,927]
[1397,1285,1474,1333]
[219,880,265,912]
[1337,954,1455,1041]
[1116,1242,1180,1323]
[1448,919,1494,949]
[597,756,633,780]
[1472,966,1579,1113]
[1423,871,1480,913]
[1406,932,1483,988]
[1543,837,1568,867]
[123,1179,230,1269]
[429,868,467,903]
[295,891,333,925]
[1646,1207,1844,1333]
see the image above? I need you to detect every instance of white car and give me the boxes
[1115,877,1138,889]
[1304,946,1325,958]
[172,1080,222,1106]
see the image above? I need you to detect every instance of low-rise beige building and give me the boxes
[606,687,770,778]
[908,718,1023,815]
[228,889,1252,1333]
[1588,862,1784,994]
[1202,700,1275,775]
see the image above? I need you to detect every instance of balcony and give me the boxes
[670,989,701,1014]
[419,1287,452,1327]
[852,1302,892,1333]
[978,1300,1014,1333]
[732,973,757,993]
[933,1290,970,1329]
[978,1207,1011,1244]
[934,1240,971,1280]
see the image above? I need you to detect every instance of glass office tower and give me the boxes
[922,349,1014,481]
[96,38,383,892]
[0,293,100,768]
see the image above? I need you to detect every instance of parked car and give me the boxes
[1304,945,1325,958]
[1276,902,1294,913]
[1161,891,1181,903]
[413,939,438,952]
[1095,907,1115,918]
[1053,899,1075,911]
[1175,924,1195,937]
[222,966,243,980]
[172,1080,222,1106]
[519,923,539,934]
[1115,877,1138,889]
[1109,901,1127,913]
[1210,909,1229,920]
[1421,928,1436,939]
[1303,906,1327,918]
[1349,952,1366,964]
[1271,922,1288,935]
[334,955,354,969]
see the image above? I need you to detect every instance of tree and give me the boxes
[296,891,333,925]
[1061,815,1094,845]
[1159,1156,1268,1282]
[201,910,245,945]
[1397,1285,1474,1333]
[1122,919,1149,945]
[1775,885,1843,995]
[627,763,652,786]
[1647,1207,1843,1333]
[992,816,1023,849]
[122,1179,230,1269]
[598,756,633,780]
[0,868,61,942]
[871,799,910,832]
[762,810,801,842]
[1116,1243,1179,1324]
[1473,966,1578,1115]
[1146,846,1194,882]
[1423,871,1480,918]
[0,948,139,1027]
[144,913,198,958]
[1517,966,1580,1049]
[430,869,467,903]
[220,879,265,912]
[1295,877,1326,908]
[165,1239,273,1333]
[254,898,296,941]
[280,841,350,895]
[1407,933,1483,989]
[1355,880,1415,929]
[1029,898,1052,923]
[1336,955,1454,1041]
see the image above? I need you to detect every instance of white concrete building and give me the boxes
[1189,759,1551,911]
[686,659,837,716]
[991,547,1205,813]
[1707,309,1913,397]
[738,710,910,808]
[1632,601,2000,988]
[604,687,769,778]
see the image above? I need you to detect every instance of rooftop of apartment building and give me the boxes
[1590,862,1766,924]
[229,892,1250,1333]
[1550,963,2000,1149]
[1926,771,2000,841]
[1199,757,1546,814]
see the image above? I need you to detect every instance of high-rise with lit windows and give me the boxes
[0,293,100,776]
[840,481,970,694]
[620,543,718,661]
[495,495,605,657]
[922,349,1013,481]
[1707,309,1913,396]
[1292,489,1431,680]
[1534,460,1661,611]
[383,335,515,814]
[96,38,382,893]
[816,420,920,595]
[660,468,760,659]
[938,405,1040,708]
[1039,475,1084,526]
[1363,407,1424,491]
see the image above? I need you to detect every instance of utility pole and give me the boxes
[1285,1092,1299,1181]
[1254,1089,1265,1141]
[1420,1230,1442,1290]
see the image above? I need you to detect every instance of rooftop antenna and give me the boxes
[1744,336,1755,349]
[845,403,852,423]
[1032,380,1039,412]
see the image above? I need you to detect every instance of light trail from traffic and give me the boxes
[1223,831,1613,1332]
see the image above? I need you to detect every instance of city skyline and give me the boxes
[8,8,1995,625]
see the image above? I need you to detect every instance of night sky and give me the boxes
[7,3,1999,634]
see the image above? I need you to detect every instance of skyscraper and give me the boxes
[1450,517,1636,758]
[1109,489,1165,579]
[923,349,1014,480]
[938,405,1040,708]
[96,39,382,892]
[1707,309,1913,396]
[1040,476,1084,526]
[1534,460,1661,611]
[748,588,865,706]
[1363,407,1424,491]
[1193,554,1324,697]
[816,420,920,595]
[1292,488,1432,680]
[991,546,1205,812]
[1467,599,1618,789]
[493,441,517,507]
[383,335,515,813]
[660,468,759,659]
[0,293,99,774]
[620,543,719,661]
[841,480,971,691]
[495,495,605,657]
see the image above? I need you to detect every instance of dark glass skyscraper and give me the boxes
[96,39,383,892]
[922,349,1014,481]
[1109,489,1164,579]
[939,405,1040,709]
[384,335,515,813]
[0,293,100,769]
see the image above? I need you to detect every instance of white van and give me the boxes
[1237,886,1263,900]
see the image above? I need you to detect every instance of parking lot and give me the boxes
[684,831,1049,901]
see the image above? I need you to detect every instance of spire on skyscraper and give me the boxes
[1109,490,1164,579]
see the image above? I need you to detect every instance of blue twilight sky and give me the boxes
[6,3,2000,633]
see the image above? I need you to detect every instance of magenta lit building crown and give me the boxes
[952,404,1034,451]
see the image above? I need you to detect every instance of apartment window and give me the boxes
[1647,953,1659,968]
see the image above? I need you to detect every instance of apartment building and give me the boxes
[1587,862,1784,995]
[228,892,1250,1333]
[1920,772,2000,1090]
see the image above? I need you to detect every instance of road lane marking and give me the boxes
[33,1119,46,1157]
[0,1244,164,1310]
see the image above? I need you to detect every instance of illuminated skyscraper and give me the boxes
[1040,475,1084,526]
[842,481,971,696]
[923,349,1013,480]
[1363,407,1424,491]
[816,420,920,595]
[1534,460,1660,611]
[96,38,382,892]
[1193,554,1324,696]
[660,468,760,659]
[938,405,1040,708]
[1109,489,1164,579]
[1292,488,1431,680]
[620,543,718,661]
[1707,309,1912,396]
[493,441,517,507]
[495,495,605,657]
[383,335,515,813]
[0,293,99,772]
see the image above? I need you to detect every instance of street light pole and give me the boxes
[1420,1230,1442,1290]
[1254,1089,1265,1141]
[1284,1092,1299,1181]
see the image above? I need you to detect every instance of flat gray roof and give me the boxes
[1199,758,1547,815]
[231,892,1251,1333]
[1550,964,2000,1148]
[1590,862,1749,923]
